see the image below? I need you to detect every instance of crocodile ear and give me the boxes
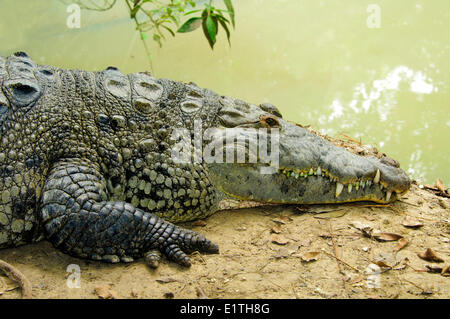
[3,78,41,108]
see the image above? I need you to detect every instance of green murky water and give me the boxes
[0,0,449,186]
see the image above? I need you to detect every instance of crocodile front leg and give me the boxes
[39,158,218,266]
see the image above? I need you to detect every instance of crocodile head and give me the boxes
[206,96,411,204]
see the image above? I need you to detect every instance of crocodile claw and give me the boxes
[152,226,219,268]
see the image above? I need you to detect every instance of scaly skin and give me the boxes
[0,52,411,267]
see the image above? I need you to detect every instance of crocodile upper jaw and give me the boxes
[206,119,411,204]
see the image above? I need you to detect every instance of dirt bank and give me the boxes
[0,184,448,299]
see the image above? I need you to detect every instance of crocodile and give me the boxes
[0,52,411,267]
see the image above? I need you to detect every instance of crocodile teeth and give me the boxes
[335,182,344,198]
[386,191,392,202]
[348,184,352,193]
[373,169,380,184]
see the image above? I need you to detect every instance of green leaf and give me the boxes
[140,32,148,40]
[222,0,235,27]
[162,25,175,37]
[215,9,233,14]
[218,18,231,46]
[184,9,202,15]
[177,17,203,33]
[213,13,230,24]
[205,14,217,42]
[202,12,217,49]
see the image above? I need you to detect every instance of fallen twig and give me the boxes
[340,133,362,145]
[348,202,441,223]
[328,221,349,298]
[321,250,360,273]
[0,259,32,299]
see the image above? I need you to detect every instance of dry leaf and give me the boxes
[271,234,289,245]
[94,284,118,299]
[425,264,450,276]
[300,251,320,262]
[418,248,444,263]
[442,265,450,276]
[373,260,392,269]
[402,216,423,228]
[156,277,178,284]
[373,232,403,242]
[394,238,409,252]
[436,178,447,193]
[270,224,283,234]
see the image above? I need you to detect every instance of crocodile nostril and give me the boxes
[260,115,280,128]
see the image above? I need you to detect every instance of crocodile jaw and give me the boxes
[207,119,411,204]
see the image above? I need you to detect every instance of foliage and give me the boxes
[176,0,235,49]
[63,0,235,49]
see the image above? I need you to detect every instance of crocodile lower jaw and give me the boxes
[278,166,407,202]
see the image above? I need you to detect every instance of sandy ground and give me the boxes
[0,184,448,299]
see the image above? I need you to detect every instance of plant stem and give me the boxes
[125,0,154,73]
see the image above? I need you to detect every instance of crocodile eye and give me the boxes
[4,79,41,107]
[260,115,280,128]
